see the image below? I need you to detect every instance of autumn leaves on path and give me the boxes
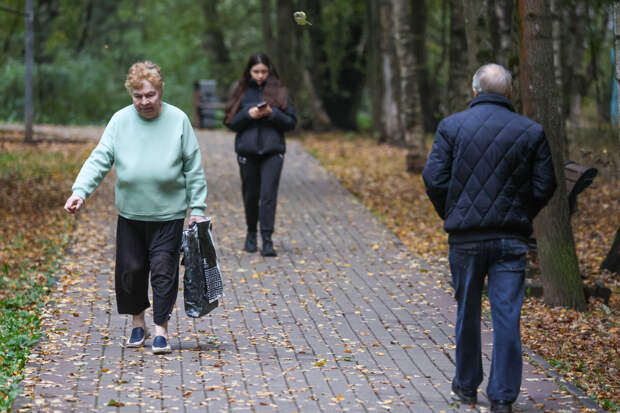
[14,130,597,412]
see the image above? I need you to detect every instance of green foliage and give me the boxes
[0,248,61,412]
[0,0,265,125]
[0,145,83,411]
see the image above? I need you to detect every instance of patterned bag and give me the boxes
[181,219,223,317]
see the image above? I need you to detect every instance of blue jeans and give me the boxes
[449,238,527,402]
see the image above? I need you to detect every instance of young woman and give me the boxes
[64,61,207,354]
[224,52,297,257]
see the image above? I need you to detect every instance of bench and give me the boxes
[564,161,598,214]
[193,80,225,129]
[527,160,598,249]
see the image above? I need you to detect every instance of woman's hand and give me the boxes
[249,104,273,119]
[188,215,207,226]
[64,195,84,214]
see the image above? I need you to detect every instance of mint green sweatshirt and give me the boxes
[72,102,207,221]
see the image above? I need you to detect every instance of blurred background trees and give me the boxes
[1,0,619,308]
[0,0,616,135]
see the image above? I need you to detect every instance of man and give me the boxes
[422,63,556,413]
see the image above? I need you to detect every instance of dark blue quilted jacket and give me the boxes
[422,93,557,243]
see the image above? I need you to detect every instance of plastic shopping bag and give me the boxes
[181,219,223,318]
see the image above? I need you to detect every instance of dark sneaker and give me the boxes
[244,231,257,252]
[491,400,512,413]
[451,382,477,404]
[152,335,171,354]
[126,327,148,348]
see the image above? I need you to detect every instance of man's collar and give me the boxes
[469,93,515,112]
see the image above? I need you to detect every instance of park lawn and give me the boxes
[301,132,619,411]
[0,140,91,410]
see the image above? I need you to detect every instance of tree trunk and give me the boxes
[201,0,231,98]
[559,0,587,124]
[447,0,471,113]
[24,0,34,143]
[202,0,230,64]
[378,0,402,143]
[261,0,275,57]
[392,0,426,171]
[306,0,367,130]
[614,1,620,142]
[33,0,60,63]
[367,0,385,140]
[411,0,440,133]
[274,0,305,128]
[463,0,495,76]
[302,69,332,130]
[550,0,562,92]
[76,0,94,53]
[601,226,620,274]
[519,0,586,310]
[493,0,513,66]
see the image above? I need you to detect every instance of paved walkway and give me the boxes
[14,129,599,412]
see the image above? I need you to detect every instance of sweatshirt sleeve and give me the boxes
[182,116,208,216]
[71,117,116,200]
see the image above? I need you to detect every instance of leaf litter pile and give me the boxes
[0,139,92,410]
[302,133,619,410]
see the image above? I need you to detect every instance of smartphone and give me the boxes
[257,101,267,109]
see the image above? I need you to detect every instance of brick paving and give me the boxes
[14,129,600,412]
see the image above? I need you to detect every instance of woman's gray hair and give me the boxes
[472,63,512,96]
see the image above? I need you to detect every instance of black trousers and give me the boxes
[115,216,184,325]
[238,153,284,233]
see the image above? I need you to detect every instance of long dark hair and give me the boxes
[224,52,289,124]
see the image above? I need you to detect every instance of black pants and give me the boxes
[115,216,184,325]
[238,153,284,233]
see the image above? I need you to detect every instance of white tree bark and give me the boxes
[378,0,402,144]
[392,0,425,171]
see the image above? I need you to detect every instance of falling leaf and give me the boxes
[293,11,312,26]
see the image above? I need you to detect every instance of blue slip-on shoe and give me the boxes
[152,335,172,354]
[126,327,148,348]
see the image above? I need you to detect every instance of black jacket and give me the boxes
[225,80,297,156]
[422,93,557,243]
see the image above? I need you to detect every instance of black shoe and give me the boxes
[490,400,512,413]
[451,382,477,405]
[244,231,257,252]
[261,231,277,257]
[261,240,277,256]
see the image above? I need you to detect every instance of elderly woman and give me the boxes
[64,61,207,354]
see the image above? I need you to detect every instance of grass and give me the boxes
[0,140,91,411]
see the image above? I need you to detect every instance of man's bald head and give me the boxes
[472,63,512,98]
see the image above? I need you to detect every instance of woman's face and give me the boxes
[249,63,269,85]
[131,79,162,120]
